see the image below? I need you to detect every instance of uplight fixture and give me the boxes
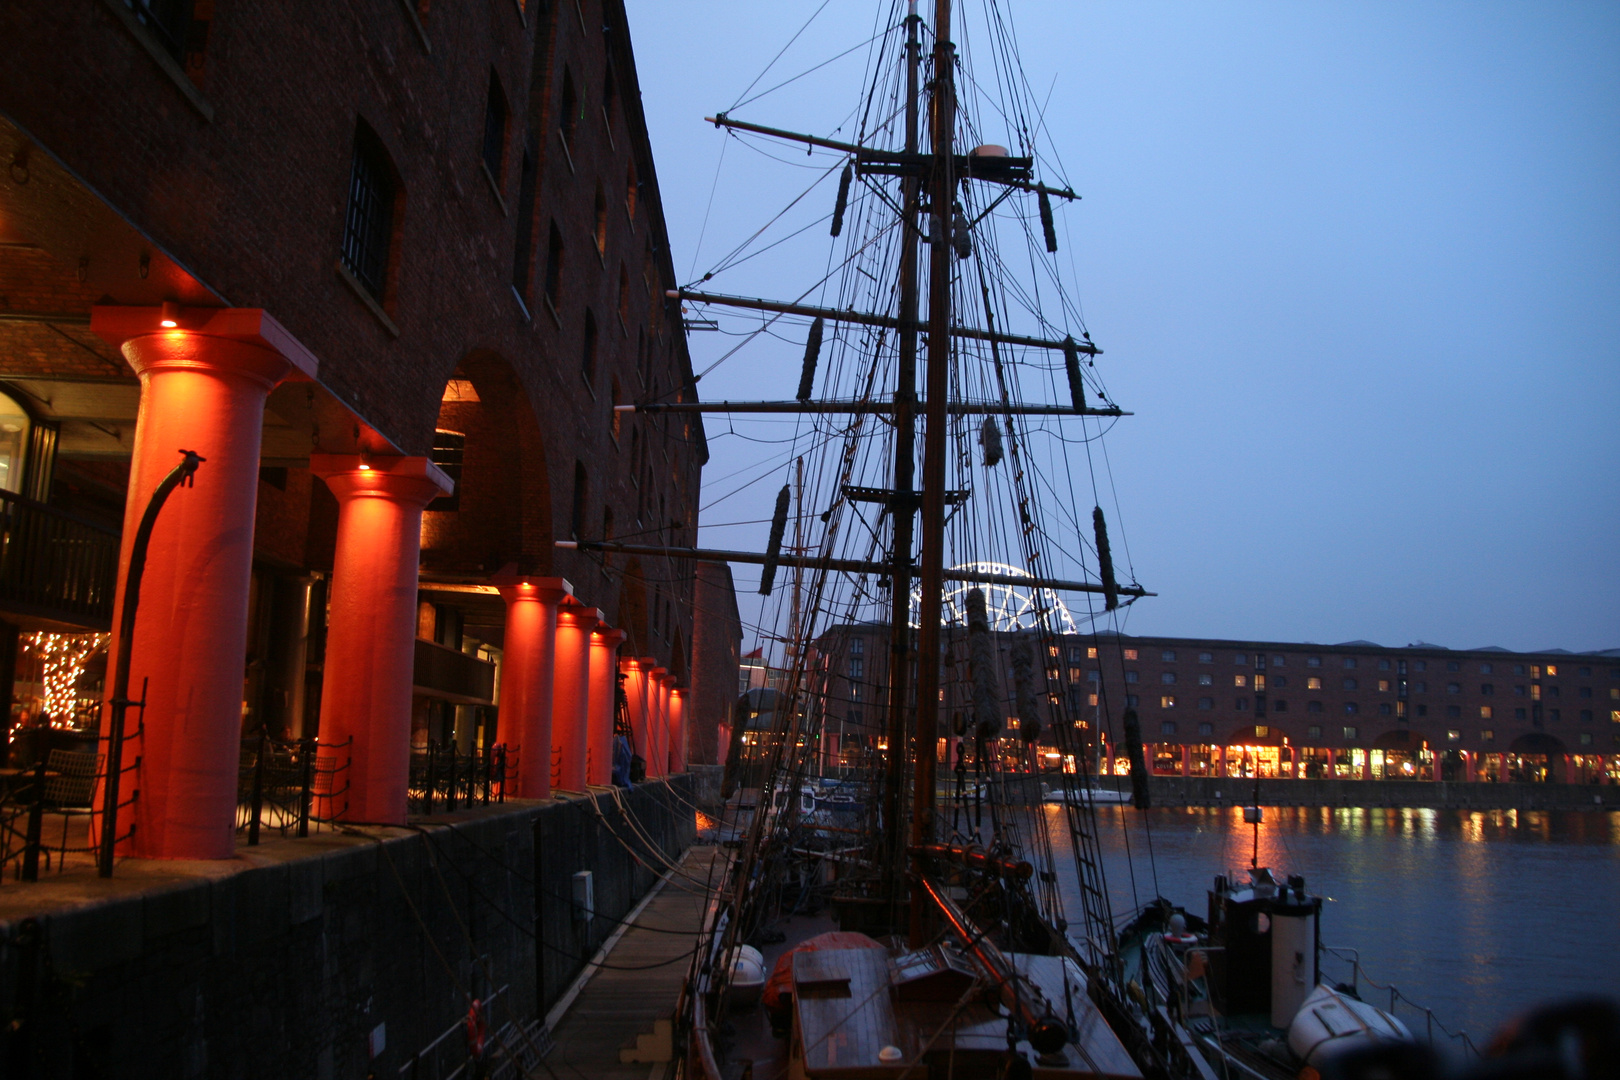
[160,300,180,328]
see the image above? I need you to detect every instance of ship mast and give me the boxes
[909,0,955,947]
[881,0,925,935]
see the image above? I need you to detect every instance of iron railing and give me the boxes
[1319,943,1481,1060]
[0,719,140,881]
[408,741,514,815]
[0,489,120,625]
[236,732,352,843]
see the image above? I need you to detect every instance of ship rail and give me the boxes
[1319,944,1482,1060]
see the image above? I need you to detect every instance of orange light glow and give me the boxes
[160,318,178,328]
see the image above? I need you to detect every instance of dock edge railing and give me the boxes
[1319,943,1482,1060]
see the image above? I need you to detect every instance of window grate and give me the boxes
[341,126,396,299]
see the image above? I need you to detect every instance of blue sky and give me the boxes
[623,1,1619,654]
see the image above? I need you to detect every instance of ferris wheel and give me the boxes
[908,562,1079,635]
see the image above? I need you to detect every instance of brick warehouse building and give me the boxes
[0,0,727,859]
[810,625,1620,786]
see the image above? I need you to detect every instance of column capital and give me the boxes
[557,604,604,632]
[593,625,628,648]
[493,573,573,606]
[92,305,320,378]
[312,453,451,508]
[649,666,669,683]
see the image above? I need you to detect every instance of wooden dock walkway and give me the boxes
[545,845,721,1080]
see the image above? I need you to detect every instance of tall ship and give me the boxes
[578,4,1438,1078]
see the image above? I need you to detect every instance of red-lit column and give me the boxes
[1180,745,1191,777]
[645,661,668,778]
[587,626,626,785]
[1463,750,1476,783]
[1216,744,1227,778]
[621,658,650,772]
[669,687,688,774]
[493,576,573,800]
[92,307,299,859]
[551,605,601,793]
[313,455,449,824]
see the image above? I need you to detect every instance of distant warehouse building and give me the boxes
[809,625,1620,785]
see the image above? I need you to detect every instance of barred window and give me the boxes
[342,123,398,300]
[428,430,464,512]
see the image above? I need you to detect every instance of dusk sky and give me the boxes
[622,1,1620,655]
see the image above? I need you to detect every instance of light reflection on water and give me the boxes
[1042,805,1620,1041]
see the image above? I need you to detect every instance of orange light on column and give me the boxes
[91,306,299,859]
[494,575,573,801]
[588,626,626,785]
[669,687,688,774]
[622,658,651,773]
[551,603,601,793]
[313,454,450,825]
[646,663,669,778]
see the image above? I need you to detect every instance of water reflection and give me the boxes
[1043,805,1620,1041]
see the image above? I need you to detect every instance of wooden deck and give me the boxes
[546,845,723,1080]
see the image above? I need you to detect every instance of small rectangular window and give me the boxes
[1481,683,1494,695]
[1274,699,1288,712]
[1161,695,1176,709]
[1377,679,1391,692]
[1307,725,1321,739]
[341,123,399,300]
[1125,671,1138,684]
[1198,673,1213,686]
[1481,729,1494,742]
[1235,698,1249,711]
[1415,660,1427,672]
[1234,653,1247,665]
[1255,725,1269,737]
[482,70,508,181]
[1343,726,1358,740]
[1307,656,1321,668]
[1307,676,1322,690]
[1447,705,1461,718]
[1125,694,1139,707]
[1161,672,1176,685]
[1197,698,1213,710]
[1377,658,1391,670]
[1308,701,1323,713]
[1123,649,1139,661]
[1480,662,1494,675]
[1198,652,1212,663]
[1344,701,1359,714]
[1198,722,1213,735]
[1416,704,1427,717]
[849,637,864,655]
[428,430,465,511]
[1514,708,1526,720]
[1088,647,1099,659]
[1343,657,1357,669]
[1234,674,1247,688]
[1160,721,1176,735]
[1446,729,1461,741]
[1161,650,1176,662]
[544,221,564,307]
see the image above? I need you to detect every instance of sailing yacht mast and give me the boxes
[908,0,955,946]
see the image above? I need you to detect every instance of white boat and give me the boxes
[1043,783,1132,805]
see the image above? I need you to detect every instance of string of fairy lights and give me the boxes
[17,631,107,728]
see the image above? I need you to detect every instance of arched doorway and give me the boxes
[413,353,552,757]
[1224,724,1287,778]
[1372,729,1432,780]
[1503,732,1567,783]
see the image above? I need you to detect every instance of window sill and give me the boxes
[396,0,431,53]
[336,261,401,338]
[100,0,214,121]
[542,293,562,328]
[557,131,576,175]
[510,285,531,322]
[481,161,509,216]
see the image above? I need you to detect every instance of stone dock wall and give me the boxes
[0,777,697,1079]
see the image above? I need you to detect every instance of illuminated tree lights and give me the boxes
[19,632,109,728]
